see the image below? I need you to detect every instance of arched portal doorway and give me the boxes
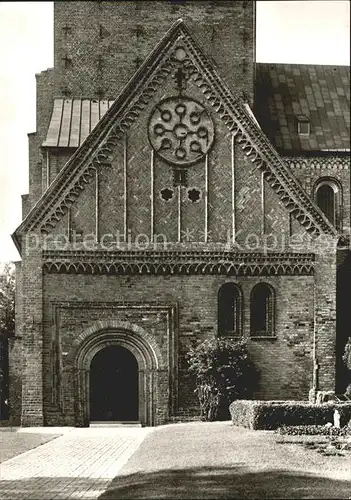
[66,322,167,427]
[89,346,138,421]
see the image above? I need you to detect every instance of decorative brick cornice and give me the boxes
[43,250,315,276]
[285,156,350,170]
[14,20,337,250]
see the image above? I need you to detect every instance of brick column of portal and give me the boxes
[21,239,44,426]
[312,236,338,396]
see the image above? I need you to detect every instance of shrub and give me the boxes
[187,338,259,421]
[276,425,346,436]
[229,400,351,430]
[342,337,351,394]
[342,337,351,372]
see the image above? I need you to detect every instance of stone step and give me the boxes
[89,421,142,428]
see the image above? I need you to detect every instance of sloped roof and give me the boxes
[42,98,114,148]
[13,20,338,253]
[255,63,350,152]
[42,65,350,154]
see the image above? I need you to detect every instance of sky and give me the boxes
[0,1,350,263]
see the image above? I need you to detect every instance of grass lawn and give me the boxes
[0,429,61,463]
[99,422,351,499]
[276,433,351,457]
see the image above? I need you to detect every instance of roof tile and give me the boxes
[255,63,350,151]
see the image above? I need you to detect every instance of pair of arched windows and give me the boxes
[314,178,342,230]
[218,282,275,337]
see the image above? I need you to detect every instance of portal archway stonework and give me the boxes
[67,319,165,370]
[59,312,177,427]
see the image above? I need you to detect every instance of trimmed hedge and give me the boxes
[229,400,351,430]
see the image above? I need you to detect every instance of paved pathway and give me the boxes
[0,426,152,500]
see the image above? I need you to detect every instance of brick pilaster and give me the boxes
[313,236,338,394]
[21,240,44,426]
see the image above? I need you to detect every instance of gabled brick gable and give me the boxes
[13,20,337,255]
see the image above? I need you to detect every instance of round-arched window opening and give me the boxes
[317,184,335,225]
[218,282,243,336]
[250,283,275,337]
[314,178,342,229]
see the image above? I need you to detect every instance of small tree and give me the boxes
[0,263,15,337]
[187,338,259,421]
[0,263,15,420]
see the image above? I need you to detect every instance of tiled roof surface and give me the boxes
[43,65,350,153]
[255,63,350,152]
[42,98,114,148]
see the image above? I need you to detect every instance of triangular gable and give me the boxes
[13,19,337,253]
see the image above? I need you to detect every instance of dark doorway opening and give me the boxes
[89,345,139,421]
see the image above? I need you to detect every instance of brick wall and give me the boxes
[54,1,255,102]
[313,236,338,395]
[26,0,256,215]
[287,157,350,234]
[26,70,55,211]
[19,243,44,426]
[41,74,318,249]
[41,271,315,422]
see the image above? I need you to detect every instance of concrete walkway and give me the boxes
[0,426,153,500]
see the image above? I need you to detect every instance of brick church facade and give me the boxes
[11,1,350,426]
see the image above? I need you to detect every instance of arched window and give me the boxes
[250,283,275,337]
[218,283,243,336]
[317,184,335,224]
[314,178,342,229]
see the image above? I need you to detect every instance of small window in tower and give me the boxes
[173,168,187,187]
[296,115,310,136]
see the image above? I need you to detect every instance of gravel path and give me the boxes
[100,421,351,499]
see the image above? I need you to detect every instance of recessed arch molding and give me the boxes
[60,311,178,427]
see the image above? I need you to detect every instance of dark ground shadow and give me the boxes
[0,476,111,499]
[98,466,351,499]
